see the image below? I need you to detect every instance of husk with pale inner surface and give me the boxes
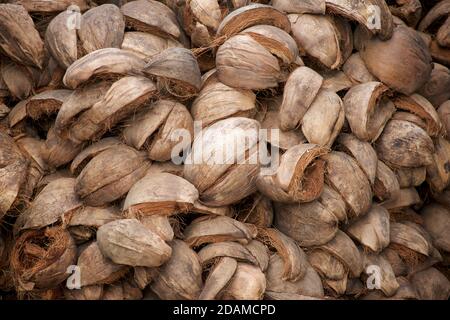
[25,89,72,121]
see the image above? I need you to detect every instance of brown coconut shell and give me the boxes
[272,0,325,14]
[123,172,199,217]
[97,219,172,268]
[121,32,183,60]
[256,143,328,203]
[342,52,377,84]
[409,267,450,300]
[198,241,258,267]
[0,61,34,100]
[382,188,421,211]
[395,166,426,188]
[421,203,450,254]
[426,137,450,193]
[321,70,353,93]
[373,160,400,201]
[140,215,174,243]
[220,262,266,300]
[75,144,150,206]
[64,285,103,300]
[417,63,450,107]
[10,227,77,291]
[10,0,89,13]
[438,100,450,137]
[389,0,422,28]
[0,4,45,68]
[361,252,400,297]
[235,193,273,228]
[42,126,83,168]
[199,257,237,300]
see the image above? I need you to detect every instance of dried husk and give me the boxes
[429,39,450,67]
[183,117,261,206]
[321,70,353,93]
[374,160,400,201]
[216,3,291,37]
[64,285,103,300]
[0,4,45,68]
[433,187,450,208]
[342,52,377,84]
[45,10,78,69]
[69,137,122,176]
[426,137,450,193]
[376,119,434,168]
[393,94,443,137]
[63,48,146,89]
[381,247,409,277]
[273,194,339,247]
[198,241,258,267]
[346,205,390,253]
[97,219,172,267]
[191,200,233,217]
[10,227,77,291]
[42,126,83,168]
[361,253,399,297]
[272,0,325,14]
[308,249,346,282]
[140,215,174,243]
[235,193,273,228]
[355,24,432,95]
[151,240,203,300]
[122,32,183,60]
[122,99,193,161]
[133,266,158,290]
[265,254,324,298]
[325,151,372,219]
[67,76,156,144]
[326,0,394,40]
[121,0,182,40]
[187,0,222,31]
[257,228,308,281]
[199,257,237,300]
[343,81,395,142]
[75,145,150,206]
[418,0,450,37]
[410,267,450,300]
[17,177,82,231]
[337,133,378,185]
[10,0,89,13]
[245,240,270,272]
[395,166,426,188]
[183,215,256,247]
[78,4,125,55]
[256,143,328,203]
[215,34,281,90]
[438,100,450,137]
[421,203,450,254]
[102,279,143,300]
[77,241,128,287]
[389,222,434,263]
[123,172,199,217]
[0,61,34,100]
[382,188,421,211]
[417,63,450,107]
[26,89,72,120]
[389,0,422,27]
[289,13,352,69]
[220,263,266,300]
[278,66,323,131]
[301,89,344,148]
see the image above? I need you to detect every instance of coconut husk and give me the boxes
[336,133,378,184]
[429,39,450,67]
[355,24,432,95]
[78,4,125,55]
[8,99,28,132]
[34,170,72,194]
[63,48,146,89]
[265,254,324,298]
[388,0,422,27]
[301,89,344,148]
[10,0,90,13]
[122,32,183,60]
[143,47,201,98]
[64,285,103,300]
[394,166,426,188]
[421,203,450,254]
[417,63,450,107]
[122,99,193,161]
[0,4,45,68]
[279,67,323,131]
[102,279,143,300]
[97,219,172,268]
[325,151,372,219]
[0,61,34,100]
[37,56,65,90]
[187,0,222,32]
[151,240,203,300]
[432,187,450,208]
[418,1,450,35]
[289,14,352,69]
[382,188,421,211]
[437,16,450,48]
[10,227,77,291]
[68,76,157,144]
[381,246,409,277]
[343,81,395,142]
[133,266,158,290]
[42,126,83,168]
[183,215,256,247]
[272,0,325,14]
[321,70,353,93]
[342,52,377,84]
[308,249,347,282]
[409,267,450,300]
[183,117,261,206]
[274,195,339,247]
[216,3,290,38]
[245,240,270,272]
[376,119,434,168]
[199,257,237,300]
[326,0,393,40]
[145,160,184,177]
[17,177,82,231]
[198,241,258,267]
[45,10,78,69]
[0,234,14,292]
[346,205,390,253]
[75,144,150,207]
[426,137,450,193]
[235,193,273,228]
[220,262,266,300]
[256,143,328,203]
[121,0,182,40]
[374,160,400,201]
[360,252,400,297]
[438,100,450,137]
[362,276,417,300]
[26,89,72,120]
[139,215,174,243]
[54,82,111,136]
[191,200,233,217]
[123,172,199,217]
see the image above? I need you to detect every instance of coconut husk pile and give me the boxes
[0,0,449,300]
